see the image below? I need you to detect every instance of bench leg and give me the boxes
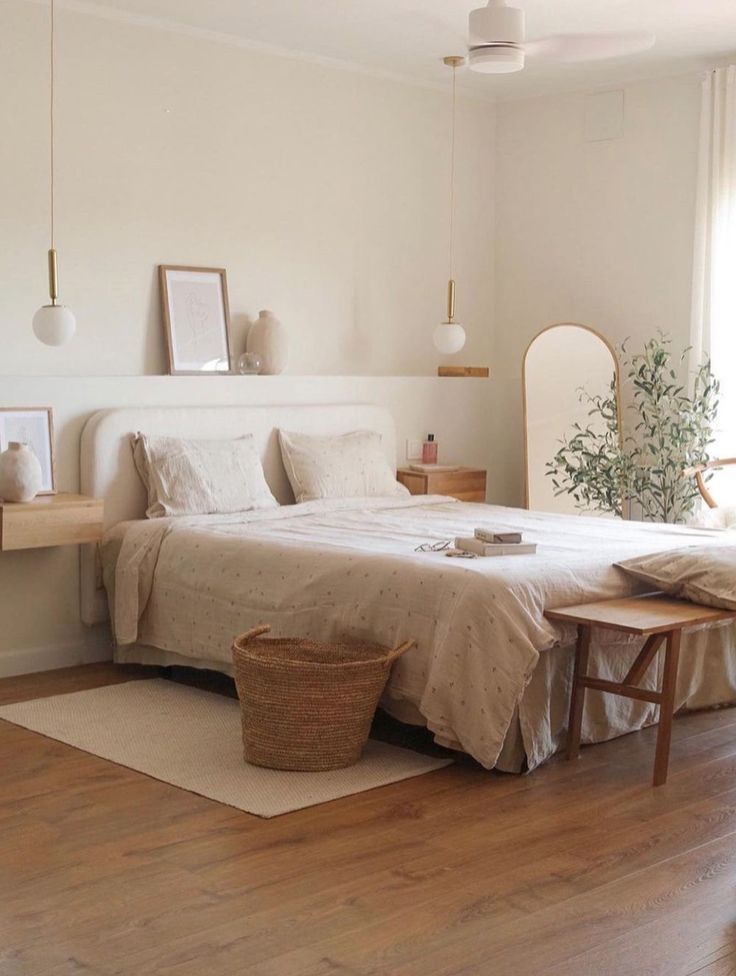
[567,624,591,761]
[653,629,681,787]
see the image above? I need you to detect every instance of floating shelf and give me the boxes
[437,366,490,378]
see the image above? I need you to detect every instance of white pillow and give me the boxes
[278,429,408,503]
[132,433,278,518]
[615,546,736,610]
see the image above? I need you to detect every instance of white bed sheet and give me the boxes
[103,496,736,770]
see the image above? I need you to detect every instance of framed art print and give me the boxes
[0,407,56,494]
[159,266,233,374]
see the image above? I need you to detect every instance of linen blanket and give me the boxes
[105,496,734,770]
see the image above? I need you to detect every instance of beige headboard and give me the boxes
[79,402,398,626]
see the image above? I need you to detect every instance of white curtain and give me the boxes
[691,66,736,453]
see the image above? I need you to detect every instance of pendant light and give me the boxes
[433,55,467,356]
[32,0,76,346]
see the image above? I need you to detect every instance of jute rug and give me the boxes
[0,679,452,818]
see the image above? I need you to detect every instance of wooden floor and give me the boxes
[2,665,736,976]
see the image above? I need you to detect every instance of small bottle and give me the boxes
[422,434,438,465]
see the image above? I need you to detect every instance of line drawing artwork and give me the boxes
[179,287,215,360]
[166,272,229,372]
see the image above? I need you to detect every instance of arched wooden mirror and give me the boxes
[523,322,623,516]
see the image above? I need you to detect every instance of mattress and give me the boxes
[102,496,736,771]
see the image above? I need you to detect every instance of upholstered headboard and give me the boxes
[79,402,398,625]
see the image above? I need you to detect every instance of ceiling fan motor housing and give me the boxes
[468,0,525,73]
[469,0,525,46]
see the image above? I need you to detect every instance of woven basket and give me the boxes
[231,625,415,771]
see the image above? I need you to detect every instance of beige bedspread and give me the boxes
[103,496,736,770]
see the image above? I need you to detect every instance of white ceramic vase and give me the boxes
[246,310,288,375]
[0,442,43,502]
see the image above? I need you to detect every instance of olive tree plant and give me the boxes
[547,335,719,523]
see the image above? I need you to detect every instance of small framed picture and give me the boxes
[0,407,55,494]
[159,266,233,375]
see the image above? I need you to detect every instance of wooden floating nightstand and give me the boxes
[397,467,487,503]
[0,493,104,552]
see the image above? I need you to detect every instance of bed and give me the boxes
[81,404,736,772]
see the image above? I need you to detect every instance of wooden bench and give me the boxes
[546,594,736,786]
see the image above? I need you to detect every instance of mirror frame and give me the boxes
[522,321,625,514]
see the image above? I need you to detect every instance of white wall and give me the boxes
[1,2,495,377]
[493,74,703,506]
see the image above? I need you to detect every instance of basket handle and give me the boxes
[383,639,416,668]
[240,625,272,643]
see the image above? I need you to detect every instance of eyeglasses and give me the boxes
[414,539,453,553]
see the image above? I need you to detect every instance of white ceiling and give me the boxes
[66,0,736,99]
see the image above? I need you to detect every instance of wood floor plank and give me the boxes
[542,891,736,976]
[2,663,736,976]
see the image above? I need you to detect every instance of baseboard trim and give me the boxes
[0,633,113,679]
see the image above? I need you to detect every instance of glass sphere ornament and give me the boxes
[236,351,263,375]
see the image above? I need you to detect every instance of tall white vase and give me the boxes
[246,310,288,375]
[0,442,43,502]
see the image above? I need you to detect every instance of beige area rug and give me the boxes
[0,679,452,818]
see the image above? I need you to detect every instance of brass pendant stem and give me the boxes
[446,279,456,323]
[48,248,59,305]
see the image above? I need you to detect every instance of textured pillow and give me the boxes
[132,433,277,518]
[616,546,736,610]
[278,429,408,503]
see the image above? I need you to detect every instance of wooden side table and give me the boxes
[0,493,104,551]
[546,594,736,786]
[397,467,487,502]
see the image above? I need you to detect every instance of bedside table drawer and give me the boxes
[428,470,486,501]
[397,467,487,503]
[0,495,104,551]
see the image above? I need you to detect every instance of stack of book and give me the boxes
[454,528,537,557]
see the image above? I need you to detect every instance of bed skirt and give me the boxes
[114,619,736,774]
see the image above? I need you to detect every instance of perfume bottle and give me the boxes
[422,434,438,464]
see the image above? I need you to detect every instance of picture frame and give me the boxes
[0,407,56,494]
[158,266,233,375]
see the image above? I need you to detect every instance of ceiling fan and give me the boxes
[465,0,656,74]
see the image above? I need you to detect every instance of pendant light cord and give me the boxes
[50,0,55,251]
[448,63,456,281]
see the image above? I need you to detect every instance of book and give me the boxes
[474,529,523,545]
[409,463,461,473]
[455,537,537,557]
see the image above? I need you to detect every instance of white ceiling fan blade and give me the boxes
[525,31,656,63]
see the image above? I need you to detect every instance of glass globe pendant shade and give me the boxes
[32,303,76,346]
[433,320,466,355]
